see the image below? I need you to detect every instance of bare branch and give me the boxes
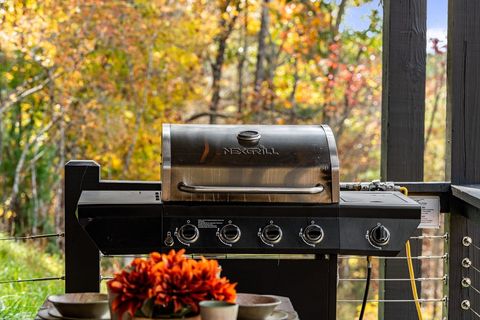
[333,0,348,35]
[0,72,62,116]
[186,112,229,122]
[7,116,60,213]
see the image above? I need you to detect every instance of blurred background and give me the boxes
[0,0,447,318]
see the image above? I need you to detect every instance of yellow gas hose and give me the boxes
[399,187,423,320]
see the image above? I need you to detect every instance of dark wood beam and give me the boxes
[380,0,426,318]
[447,0,480,318]
[381,0,426,181]
[452,185,480,210]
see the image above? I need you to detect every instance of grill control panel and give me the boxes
[162,215,337,253]
[77,190,420,256]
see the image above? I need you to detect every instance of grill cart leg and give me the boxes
[65,161,100,293]
[219,254,337,320]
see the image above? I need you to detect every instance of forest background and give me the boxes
[0,0,447,319]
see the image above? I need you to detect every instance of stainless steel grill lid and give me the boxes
[161,124,339,203]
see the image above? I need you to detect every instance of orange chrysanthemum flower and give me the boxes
[107,250,237,318]
[108,258,155,318]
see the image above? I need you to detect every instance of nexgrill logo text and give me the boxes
[223,147,280,155]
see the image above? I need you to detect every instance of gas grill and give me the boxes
[71,124,421,320]
[76,124,420,255]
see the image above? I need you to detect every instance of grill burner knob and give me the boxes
[303,224,324,245]
[260,224,283,245]
[369,224,390,247]
[177,224,199,244]
[218,224,241,245]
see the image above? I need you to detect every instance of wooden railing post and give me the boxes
[446,0,480,318]
[380,0,426,318]
[65,161,101,292]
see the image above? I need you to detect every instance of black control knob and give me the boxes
[303,224,324,244]
[369,224,390,246]
[219,224,241,244]
[261,224,283,244]
[177,224,199,244]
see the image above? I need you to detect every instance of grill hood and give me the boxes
[161,124,339,203]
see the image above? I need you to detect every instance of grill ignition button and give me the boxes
[260,224,283,245]
[177,224,199,244]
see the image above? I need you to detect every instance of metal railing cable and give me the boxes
[337,297,447,303]
[409,233,448,240]
[339,276,446,282]
[338,254,447,260]
[0,276,65,284]
[0,232,65,285]
[338,229,448,311]
[0,232,64,241]
[457,236,480,317]
[470,308,480,319]
[461,300,480,318]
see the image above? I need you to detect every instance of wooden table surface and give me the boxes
[36,295,299,319]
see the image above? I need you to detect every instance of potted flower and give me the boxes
[107,249,237,320]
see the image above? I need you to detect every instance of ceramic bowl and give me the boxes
[200,300,239,320]
[236,293,281,320]
[48,292,109,318]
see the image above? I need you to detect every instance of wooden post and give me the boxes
[65,161,101,292]
[380,0,426,318]
[446,0,480,318]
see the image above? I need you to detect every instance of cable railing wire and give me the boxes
[339,276,446,282]
[338,254,447,260]
[409,233,448,240]
[337,297,447,303]
[469,283,480,295]
[0,233,65,285]
[0,232,64,241]
[0,276,65,284]
[470,307,480,318]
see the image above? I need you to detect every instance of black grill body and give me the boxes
[77,190,419,256]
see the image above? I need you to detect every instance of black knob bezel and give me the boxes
[369,224,391,246]
[261,224,283,244]
[178,224,199,243]
[303,224,324,244]
[219,224,241,244]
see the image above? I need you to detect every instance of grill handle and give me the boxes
[177,182,324,194]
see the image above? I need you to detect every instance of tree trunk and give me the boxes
[209,45,225,124]
[254,0,270,94]
[322,0,347,124]
[30,147,39,235]
[209,0,241,124]
[288,58,299,124]
[56,109,66,250]
[237,0,248,114]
